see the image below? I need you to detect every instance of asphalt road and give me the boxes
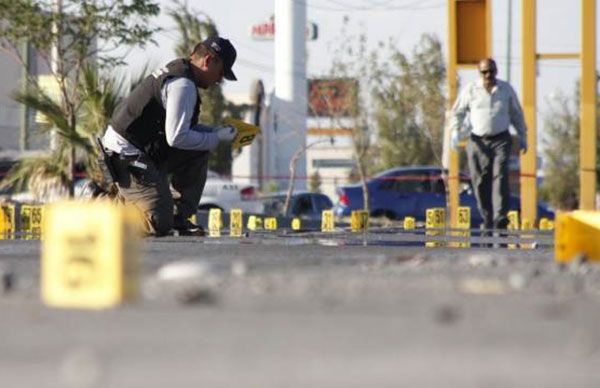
[1,232,599,387]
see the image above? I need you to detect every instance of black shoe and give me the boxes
[174,220,206,236]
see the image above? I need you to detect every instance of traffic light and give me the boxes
[452,0,491,65]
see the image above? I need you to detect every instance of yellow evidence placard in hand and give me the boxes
[223,118,261,150]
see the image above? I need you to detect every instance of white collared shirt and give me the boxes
[449,79,527,141]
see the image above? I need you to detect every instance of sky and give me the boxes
[122,0,591,129]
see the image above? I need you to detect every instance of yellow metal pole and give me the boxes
[521,0,537,224]
[580,0,597,210]
[448,0,459,228]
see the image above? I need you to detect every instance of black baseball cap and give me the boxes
[203,36,237,81]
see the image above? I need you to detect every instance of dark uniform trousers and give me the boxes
[466,130,512,230]
[113,148,210,236]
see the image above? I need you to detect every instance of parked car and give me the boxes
[198,171,263,214]
[262,191,333,220]
[333,166,554,225]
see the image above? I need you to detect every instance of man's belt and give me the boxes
[470,131,510,140]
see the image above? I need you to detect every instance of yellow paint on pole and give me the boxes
[41,201,141,309]
[264,217,278,230]
[580,0,597,210]
[426,208,446,248]
[555,211,600,263]
[208,208,222,237]
[321,210,335,232]
[20,205,44,240]
[230,209,243,237]
[0,204,16,240]
[350,210,369,232]
[291,217,301,231]
[521,0,538,225]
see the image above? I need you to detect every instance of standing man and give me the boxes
[449,58,528,230]
[101,36,239,236]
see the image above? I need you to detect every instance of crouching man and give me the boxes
[100,36,239,236]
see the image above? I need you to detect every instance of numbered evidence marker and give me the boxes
[264,217,278,231]
[456,206,471,248]
[247,215,262,231]
[351,210,369,232]
[403,217,415,230]
[208,208,223,237]
[520,218,535,250]
[223,118,261,150]
[507,210,520,249]
[41,201,142,309]
[291,217,301,231]
[425,208,445,247]
[539,217,554,231]
[321,210,335,232]
[20,205,44,240]
[0,203,16,240]
[230,209,243,237]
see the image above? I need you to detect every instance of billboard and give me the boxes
[308,78,358,117]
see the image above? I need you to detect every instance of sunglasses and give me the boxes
[480,69,494,75]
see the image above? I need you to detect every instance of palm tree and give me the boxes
[1,65,146,200]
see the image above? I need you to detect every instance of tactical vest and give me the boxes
[110,58,201,161]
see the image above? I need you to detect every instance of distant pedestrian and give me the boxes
[449,58,527,229]
[100,36,239,236]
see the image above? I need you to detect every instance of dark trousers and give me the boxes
[113,148,210,236]
[466,131,512,229]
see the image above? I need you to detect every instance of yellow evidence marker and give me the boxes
[291,217,301,231]
[20,205,44,240]
[0,203,16,240]
[425,208,445,248]
[208,208,223,237]
[555,211,600,263]
[230,209,243,237]
[264,217,278,230]
[247,215,258,231]
[456,206,471,248]
[507,210,520,249]
[321,210,335,232]
[223,118,261,150]
[351,210,369,232]
[41,201,142,309]
[403,217,415,230]
[521,218,534,250]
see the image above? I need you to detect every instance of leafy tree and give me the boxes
[370,34,446,170]
[0,0,161,196]
[326,17,373,214]
[539,81,600,210]
[168,0,234,175]
[309,170,322,193]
